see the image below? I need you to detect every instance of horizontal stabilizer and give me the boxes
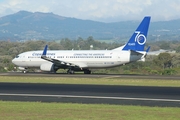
[130,50,144,56]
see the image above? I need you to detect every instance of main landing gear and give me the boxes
[67,69,91,74]
[84,69,91,74]
[67,69,75,74]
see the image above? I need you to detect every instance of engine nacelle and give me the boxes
[18,67,26,71]
[40,63,55,72]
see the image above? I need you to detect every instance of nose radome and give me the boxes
[12,58,17,64]
[12,58,15,63]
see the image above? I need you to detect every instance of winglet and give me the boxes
[41,45,53,62]
[42,45,48,56]
[146,46,150,52]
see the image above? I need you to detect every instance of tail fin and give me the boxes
[122,16,151,51]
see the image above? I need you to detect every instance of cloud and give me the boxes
[0,0,180,22]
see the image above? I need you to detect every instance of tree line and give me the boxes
[0,36,180,75]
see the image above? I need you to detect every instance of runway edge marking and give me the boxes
[0,93,180,102]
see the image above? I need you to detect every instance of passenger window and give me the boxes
[15,55,19,58]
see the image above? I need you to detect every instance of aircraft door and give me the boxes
[21,55,27,66]
[117,52,121,62]
[21,55,25,62]
[118,56,121,62]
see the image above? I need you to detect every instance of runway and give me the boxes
[0,83,180,107]
[1,72,180,80]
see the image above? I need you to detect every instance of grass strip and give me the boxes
[0,101,180,120]
[0,76,180,87]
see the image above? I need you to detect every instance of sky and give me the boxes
[0,0,180,22]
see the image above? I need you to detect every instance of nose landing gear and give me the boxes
[67,69,91,74]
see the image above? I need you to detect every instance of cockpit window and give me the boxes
[15,55,19,58]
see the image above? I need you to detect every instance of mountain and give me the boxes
[0,10,179,41]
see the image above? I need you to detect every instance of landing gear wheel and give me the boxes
[84,70,91,74]
[67,69,74,74]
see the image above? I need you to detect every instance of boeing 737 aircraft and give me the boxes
[12,16,151,74]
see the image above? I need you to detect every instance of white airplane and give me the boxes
[12,16,151,74]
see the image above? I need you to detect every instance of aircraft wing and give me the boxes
[41,45,79,68]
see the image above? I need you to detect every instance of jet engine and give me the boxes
[40,63,55,72]
[18,67,26,70]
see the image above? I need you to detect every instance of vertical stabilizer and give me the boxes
[122,16,151,51]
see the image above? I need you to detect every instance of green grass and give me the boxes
[0,76,180,119]
[0,76,180,87]
[0,101,180,120]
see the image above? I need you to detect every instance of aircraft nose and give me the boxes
[12,58,17,65]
